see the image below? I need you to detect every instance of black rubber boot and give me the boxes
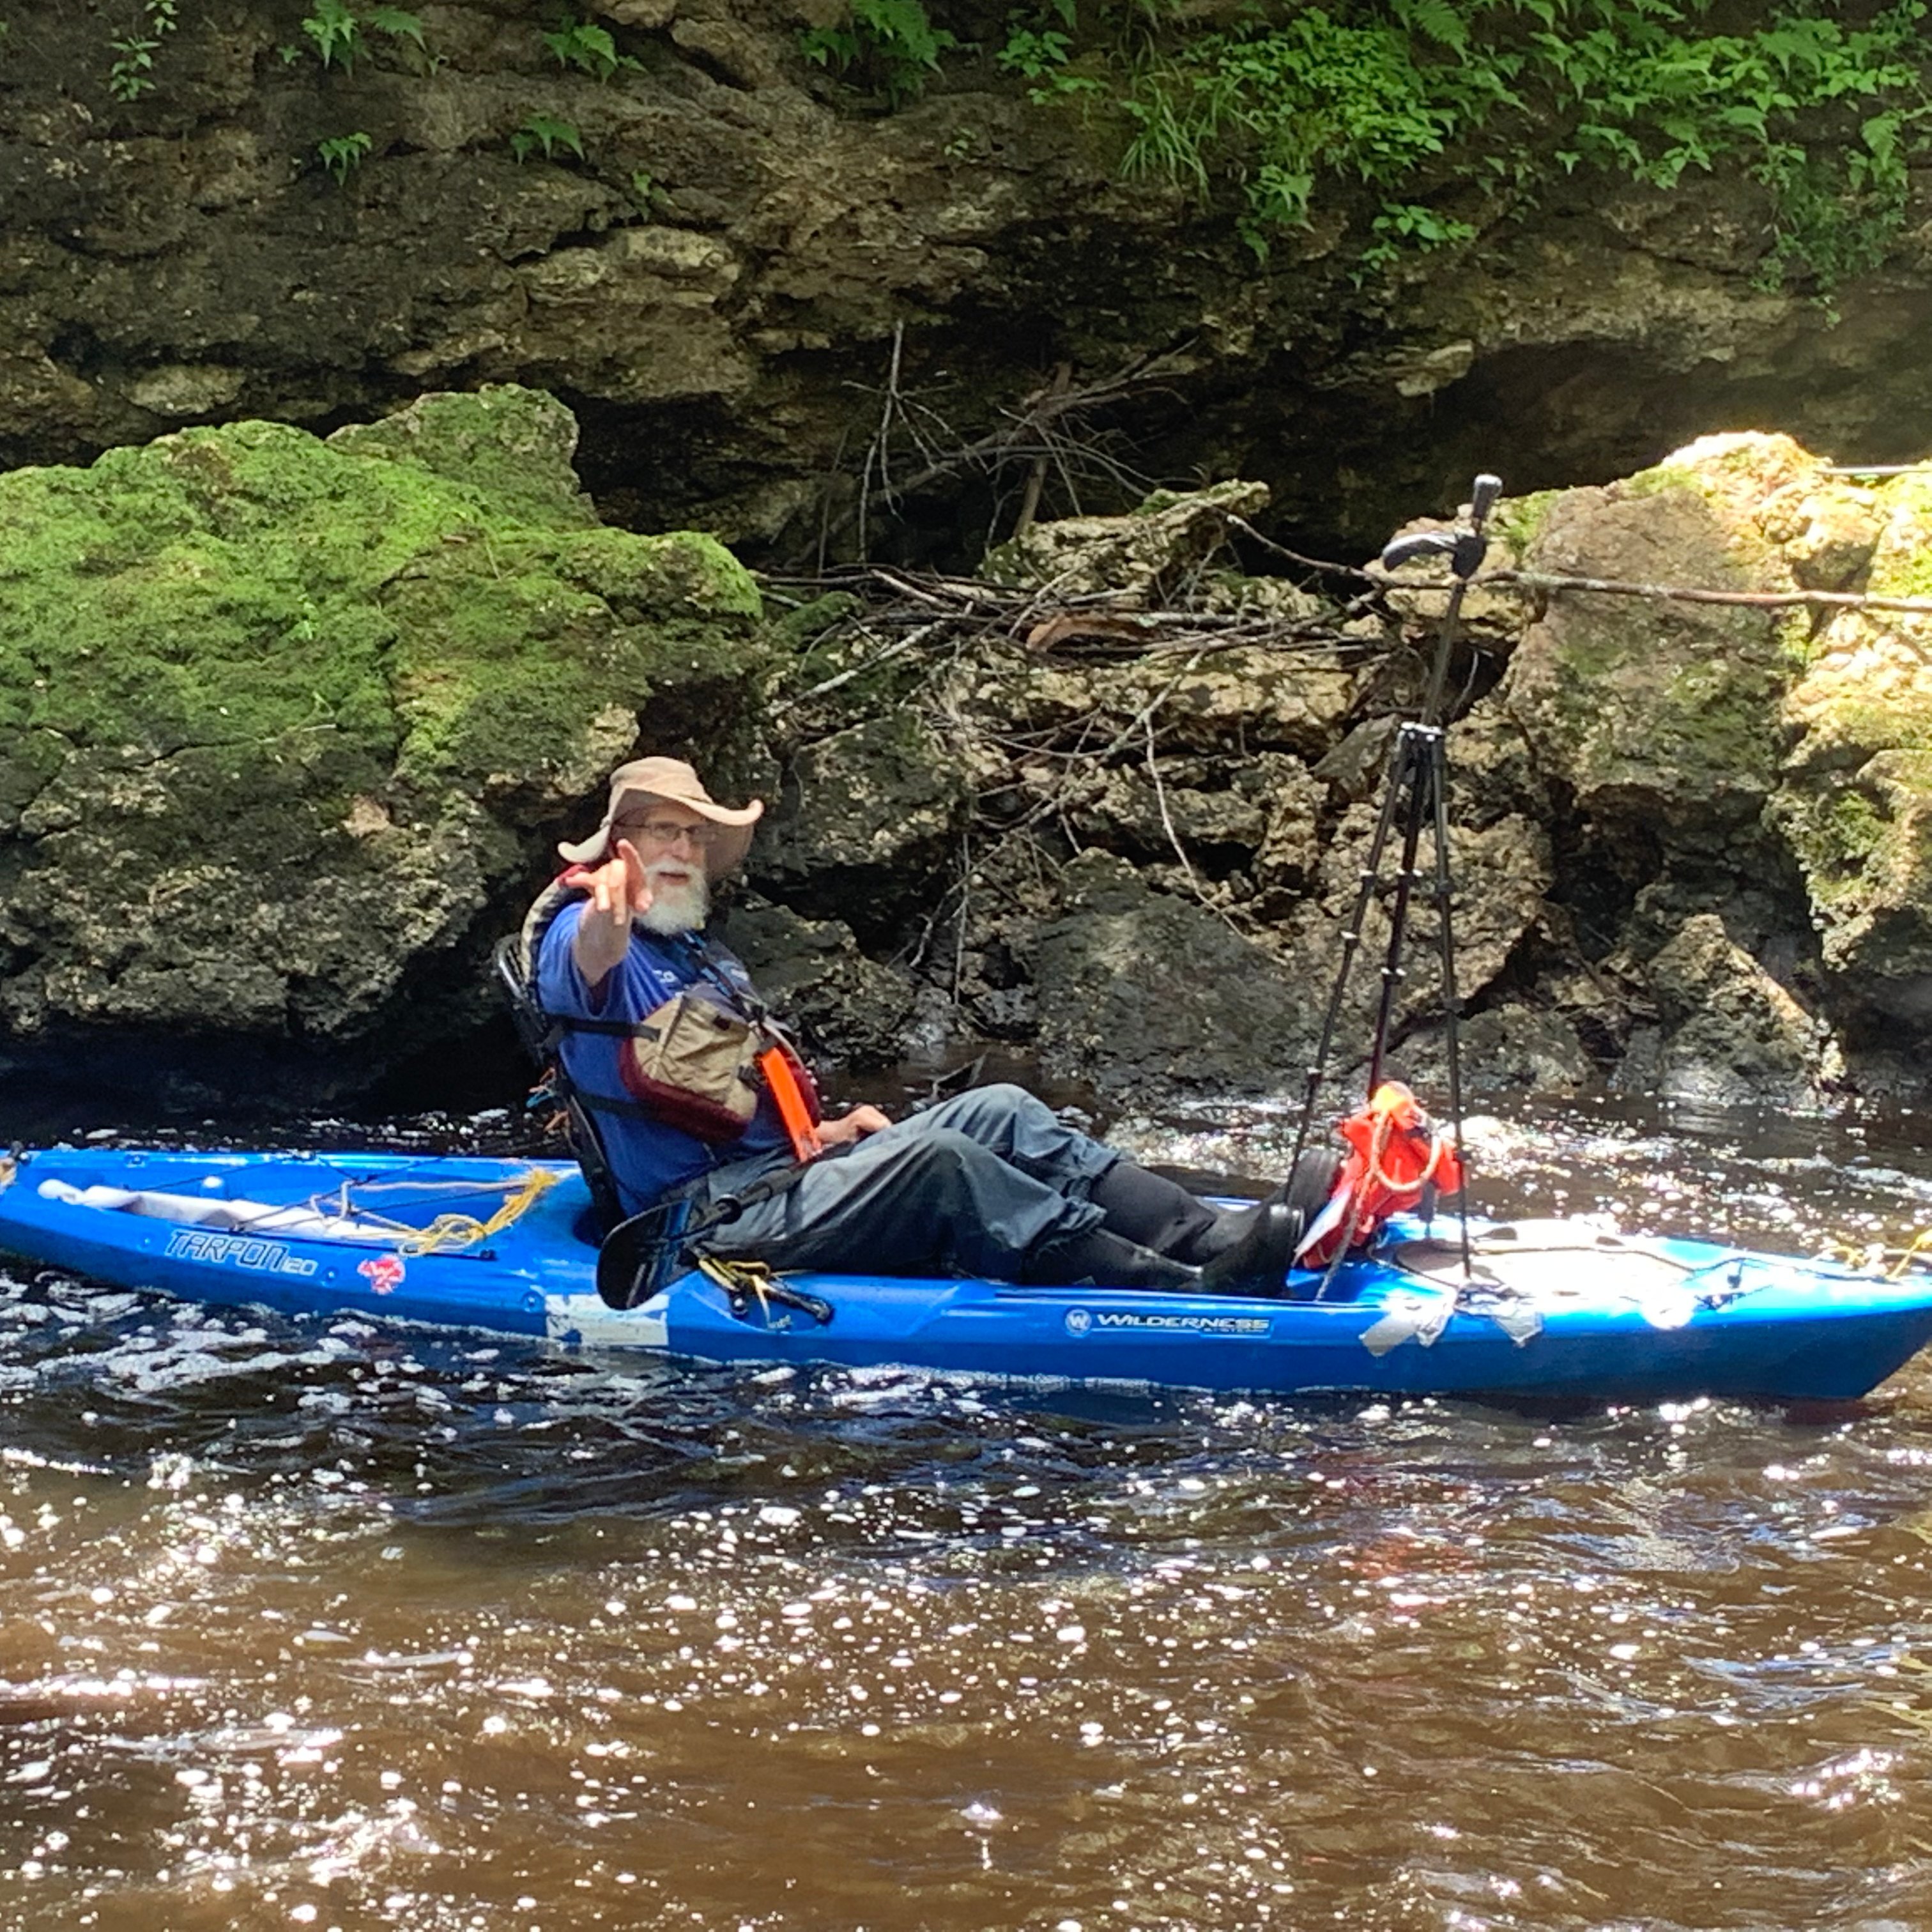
[1196,1201,1300,1296]
[1089,1160,1227,1262]
[1019,1222,1202,1291]
[1193,1148,1349,1296]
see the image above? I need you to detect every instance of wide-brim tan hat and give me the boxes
[558,756,763,874]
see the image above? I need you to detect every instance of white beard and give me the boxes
[636,863,710,936]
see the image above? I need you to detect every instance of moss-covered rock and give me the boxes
[1773,469,1932,1013]
[0,384,768,1098]
[981,482,1271,602]
[1478,437,1817,848]
[325,387,600,532]
[1448,432,1932,1093]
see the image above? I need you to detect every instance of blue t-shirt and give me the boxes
[535,902,791,1214]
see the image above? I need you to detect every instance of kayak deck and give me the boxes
[2,1146,1929,1402]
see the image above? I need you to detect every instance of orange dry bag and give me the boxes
[1294,1081,1464,1269]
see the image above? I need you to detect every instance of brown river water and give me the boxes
[4,1092,1932,1932]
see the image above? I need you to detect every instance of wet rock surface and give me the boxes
[748,710,972,949]
[15,399,1932,1117]
[712,895,917,1070]
[1617,912,1833,1110]
[1031,853,1318,1105]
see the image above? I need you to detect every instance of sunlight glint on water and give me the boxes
[1,1096,1932,1928]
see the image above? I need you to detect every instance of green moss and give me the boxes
[0,421,450,778]
[1800,692,1932,763]
[382,529,765,785]
[1655,656,1783,778]
[0,730,67,820]
[1865,480,1932,600]
[0,392,767,849]
[1775,747,1932,963]
[767,591,863,654]
[325,386,599,532]
[1779,785,1887,901]
[547,526,761,622]
[1775,610,1820,671]
[1492,488,1560,557]
[1619,463,1703,502]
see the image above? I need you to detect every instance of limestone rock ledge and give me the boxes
[763,435,1932,1112]
[11,2,1932,562]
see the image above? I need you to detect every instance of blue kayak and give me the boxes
[1,1144,1929,1402]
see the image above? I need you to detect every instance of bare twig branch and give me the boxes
[1227,515,1379,584]
[771,620,946,716]
[855,319,908,560]
[801,351,1175,561]
[1014,362,1072,542]
[953,827,972,1004]
[1144,709,1202,894]
[1144,698,1252,941]
[1476,567,1932,617]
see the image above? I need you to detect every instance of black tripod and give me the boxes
[1288,473,1502,1285]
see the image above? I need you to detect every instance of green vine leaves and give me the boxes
[820,0,1932,295]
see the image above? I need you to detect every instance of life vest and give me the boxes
[504,877,822,1196]
[1294,1081,1464,1269]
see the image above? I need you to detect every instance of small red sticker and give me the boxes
[358,1254,406,1296]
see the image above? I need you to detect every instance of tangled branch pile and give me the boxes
[730,481,1550,1100]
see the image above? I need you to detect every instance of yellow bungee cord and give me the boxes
[698,1254,779,1304]
[1886,1229,1932,1280]
[1822,1227,1932,1279]
[297,1166,567,1258]
[393,1165,565,1257]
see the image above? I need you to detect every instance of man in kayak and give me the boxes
[522,757,1329,1299]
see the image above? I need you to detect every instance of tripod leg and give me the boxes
[1289,733,1416,1172]
[1307,726,1439,1303]
[1365,724,1441,1098]
[1423,730,1473,1275]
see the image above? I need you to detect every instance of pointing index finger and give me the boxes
[616,838,653,914]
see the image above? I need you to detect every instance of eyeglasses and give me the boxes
[615,817,716,852]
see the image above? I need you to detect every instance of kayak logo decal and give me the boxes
[358,1254,407,1296]
[163,1228,318,1278]
[1065,1307,1272,1338]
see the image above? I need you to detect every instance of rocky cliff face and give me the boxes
[9,388,1932,1115]
[7,0,1932,567]
[752,433,1932,1113]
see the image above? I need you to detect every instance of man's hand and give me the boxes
[572,839,651,992]
[816,1105,891,1149]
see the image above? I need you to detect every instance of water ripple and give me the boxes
[3,1098,1932,1926]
